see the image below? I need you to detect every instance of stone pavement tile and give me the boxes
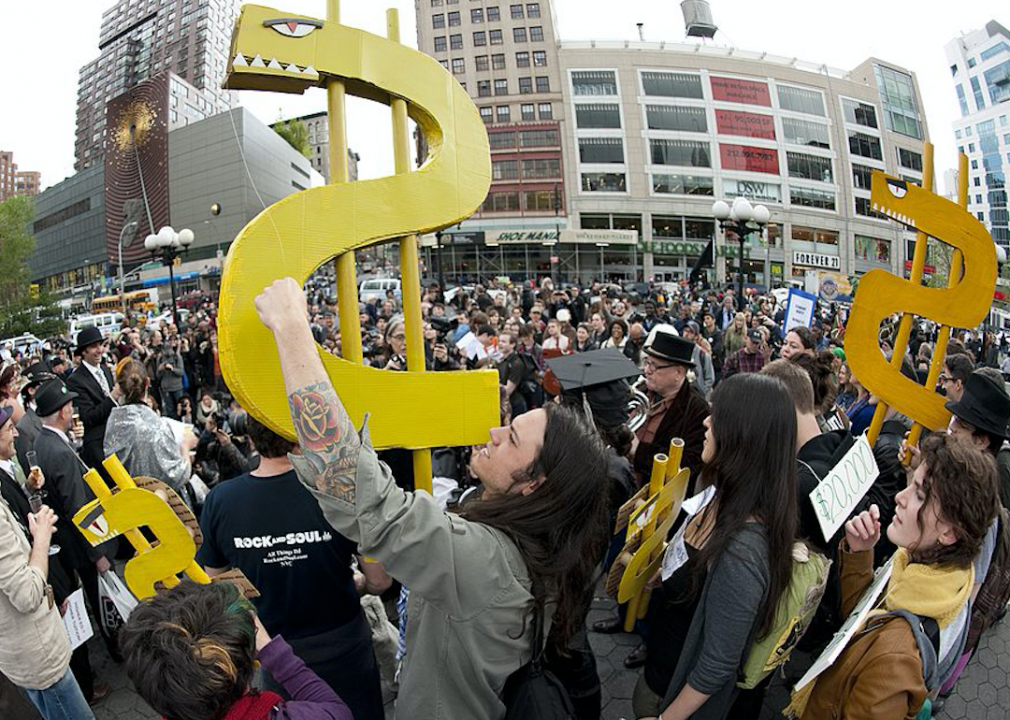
[602,696,634,720]
[589,630,619,659]
[607,666,640,701]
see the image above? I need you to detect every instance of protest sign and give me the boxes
[63,588,94,651]
[783,288,817,332]
[808,435,879,542]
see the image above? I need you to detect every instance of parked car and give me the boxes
[0,333,43,359]
[68,313,124,345]
[359,277,402,305]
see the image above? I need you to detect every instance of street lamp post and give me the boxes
[712,197,771,304]
[118,220,139,317]
[144,226,195,327]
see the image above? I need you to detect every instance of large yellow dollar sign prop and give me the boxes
[845,170,996,432]
[219,3,498,456]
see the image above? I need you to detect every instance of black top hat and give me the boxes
[35,378,78,418]
[644,329,696,368]
[946,373,1010,438]
[75,326,105,354]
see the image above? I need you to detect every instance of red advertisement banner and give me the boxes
[710,76,771,106]
[715,109,776,139]
[720,144,780,174]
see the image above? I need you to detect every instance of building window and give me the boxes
[974,176,981,187]
[494,78,508,95]
[642,71,703,98]
[897,147,923,172]
[520,128,561,147]
[781,117,831,148]
[571,70,617,96]
[848,131,883,161]
[790,186,836,211]
[510,4,524,18]
[786,152,833,183]
[956,85,969,117]
[873,64,923,139]
[852,164,875,190]
[645,105,707,132]
[434,36,446,52]
[841,99,878,129]
[855,235,891,263]
[652,174,714,196]
[538,102,553,119]
[492,159,519,180]
[471,8,483,22]
[431,0,442,5]
[970,76,986,111]
[579,137,624,163]
[489,131,517,150]
[536,76,550,93]
[480,106,493,124]
[521,103,535,120]
[432,14,445,28]
[792,226,839,248]
[448,11,460,26]
[450,33,463,50]
[492,53,506,69]
[530,26,544,41]
[533,50,547,67]
[490,30,503,45]
[483,191,521,212]
[516,51,530,67]
[582,173,626,192]
[524,190,555,212]
[984,60,1010,105]
[472,31,485,46]
[650,139,711,167]
[777,85,826,116]
[514,27,527,42]
[487,6,500,21]
[519,77,533,94]
[451,58,465,74]
[575,103,621,129]
[527,2,541,17]
[478,80,491,97]
[439,59,449,70]
[522,158,561,179]
[476,55,489,71]
[497,105,511,123]
[855,196,887,219]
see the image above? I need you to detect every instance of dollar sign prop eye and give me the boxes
[219,4,498,450]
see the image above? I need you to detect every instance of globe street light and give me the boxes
[144,225,195,327]
[712,197,771,303]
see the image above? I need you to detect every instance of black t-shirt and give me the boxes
[497,352,526,389]
[197,469,361,639]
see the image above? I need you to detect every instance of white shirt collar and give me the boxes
[0,458,12,478]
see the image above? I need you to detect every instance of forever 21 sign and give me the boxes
[793,251,841,271]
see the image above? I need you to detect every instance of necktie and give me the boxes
[12,460,27,489]
[95,366,110,396]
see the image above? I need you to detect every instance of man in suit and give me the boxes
[15,362,55,473]
[66,327,122,472]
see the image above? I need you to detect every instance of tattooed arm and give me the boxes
[255,278,360,505]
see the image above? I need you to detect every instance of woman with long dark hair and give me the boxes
[635,373,798,720]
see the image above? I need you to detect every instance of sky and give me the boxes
[1,0,1005,194]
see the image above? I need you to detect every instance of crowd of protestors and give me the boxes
[1,272,1010,720]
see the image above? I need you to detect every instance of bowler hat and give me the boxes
[75,326,105,354]
[35,378,78,418]
[23,362,55,389]
[946,373,1010,439]
[644,329,695,368]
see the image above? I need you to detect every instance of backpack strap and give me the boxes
[885,609,939,692]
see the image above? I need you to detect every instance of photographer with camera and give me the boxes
[194,403,255,486]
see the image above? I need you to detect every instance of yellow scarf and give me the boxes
[785,549,973,718]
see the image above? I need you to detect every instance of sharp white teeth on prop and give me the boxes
[251,54,266,67]
[303,65,318,76]
[233,54,248,67]
[286,63,302,73]
[267,57,283,69]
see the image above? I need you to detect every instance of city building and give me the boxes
[0,151,42,202]
[75,0,237,171]
[271,111,360,183]
[30,108,320,295]
[413,0,928,288]
[945,20,1010,249]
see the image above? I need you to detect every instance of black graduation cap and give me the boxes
[546,349,642,430]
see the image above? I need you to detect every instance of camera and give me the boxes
[429,315,459,344]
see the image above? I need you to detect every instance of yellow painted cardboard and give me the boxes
[218,4,497,448]
[845,173,996,431]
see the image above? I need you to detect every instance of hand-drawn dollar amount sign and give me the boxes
[845,173,996,431]
[808,436,879,542]
[219,4,498,448]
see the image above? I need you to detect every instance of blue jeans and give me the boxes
[24,667,95,720]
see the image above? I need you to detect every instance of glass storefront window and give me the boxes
[652,173,714,196]
[579,138,624,164]
[645,105,707,132]
[641,71,703,99]
[841,99,878,129]
[786,152,833,183]
[612,214,642,239]
[777,85,826,116]
[781,117,830,149]
[571,70,618,96]
[581,173,626,192]
[790,186,836,211]
[792,225,839,248]
[575,103,621,129]
[650,139,711,167]
[855,234,891,263]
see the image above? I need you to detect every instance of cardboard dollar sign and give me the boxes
[219,3,498,476]
[845,166,996,433]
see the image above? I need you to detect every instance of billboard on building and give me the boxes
[710,76,771,106]
[715,109,776,139]
[719,144,779,174]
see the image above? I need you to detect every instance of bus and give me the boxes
[91,289,159,314]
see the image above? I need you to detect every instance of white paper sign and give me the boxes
[783,289,817,333]
[62,588,94,651]
[808,435,880,543]
[794,557,894,692]
[660,486,716,581]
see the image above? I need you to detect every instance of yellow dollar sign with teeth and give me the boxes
[845,171,996,431]
[218,4,497,450]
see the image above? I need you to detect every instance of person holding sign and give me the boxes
[796,434,999,720]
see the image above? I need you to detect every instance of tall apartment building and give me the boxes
[415,0,568,234]
[272,112,360,183]
[945,21,1010,249]
[75,0,237,171]
[0,151,42,202]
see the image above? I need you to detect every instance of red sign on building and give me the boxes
[715,109,776,140]
[719,144,779,175]
[710,76,771,106]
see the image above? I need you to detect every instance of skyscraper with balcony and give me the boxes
[75,0,237,171]
[946,21,1010,249]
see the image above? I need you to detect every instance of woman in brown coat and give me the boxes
[798,433,999,720]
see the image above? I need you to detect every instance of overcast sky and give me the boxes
[2,1,1004,195]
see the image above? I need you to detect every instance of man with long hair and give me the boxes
[253,278,611,720]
